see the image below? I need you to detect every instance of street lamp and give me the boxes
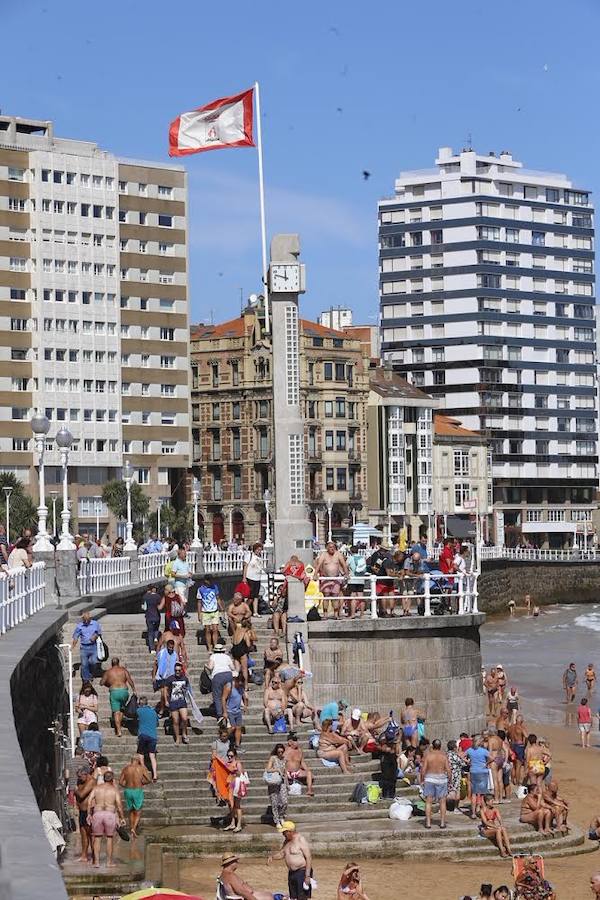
[191,477,202,548]
[55,426,76,550]
[94,495,102,541]
[3,487,13,544]
[49,490,58,538]
[386,506,392,547]
[31,412,53,552]
[156,498,163,541]
[263,488,273,547]
[122,459,136,550]
[326,496,333,544]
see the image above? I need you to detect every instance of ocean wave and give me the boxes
[574,612,600,633]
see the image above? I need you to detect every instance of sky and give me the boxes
[2,0,599,326]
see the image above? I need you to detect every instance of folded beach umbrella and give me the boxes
[120,890,205,900]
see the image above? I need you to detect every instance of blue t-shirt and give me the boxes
[156,647,178,679]
[319,701,340,723]
[227,685,243,715]
[409,543,429,560]
[198,584,219,613]
[137,706,159,739]
[80,730,102,753]
[466,746,490,773]
[72,621,102,645]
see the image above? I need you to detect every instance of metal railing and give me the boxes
[78,556,130,594]
[0,562,46,635]
[313,571,478,618]
[479,546,600,562]
[203,549,247,573]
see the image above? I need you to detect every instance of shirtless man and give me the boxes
[314,541,348,619]
[268,821,313,900]
[287,677,319,729]
[420,738,452,830]
[220,852,278,900]
[524,593,532,615]
[118,755,151,837]
[75,770,95,862]
[341,708,371,752]
[285,732,314,797]
[401,697,425,748]
[563,662,578,704]
[542,780,569,834]
[264,673,297,732]
[100,658,135,737]
[507,714,528,785]
[87,770,125,867]
[227,592,252,634]
[264,637,284,688]
[485,667,500,716]
[157,620,187,667]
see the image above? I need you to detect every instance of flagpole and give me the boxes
[254,81,269,332]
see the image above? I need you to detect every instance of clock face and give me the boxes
[270,264,300,293]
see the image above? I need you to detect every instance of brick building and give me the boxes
[190,302,370,544]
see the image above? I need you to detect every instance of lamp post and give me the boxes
[49,490,58,538]
[156,498,162,541]
[386,506,392,548]
[3,487,13,545]
[94,495,101,541]
[263,488,273,547]
[326,496,333,543]
[191,478,202,548]
[31,412,53,552]
[55,427,76,550]
[122,460,136,550]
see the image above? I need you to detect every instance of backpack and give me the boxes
[199,669,212,695]
[352,554,367,576]
[273,716,287,734]
[350,781,368,804]
[169,597,185,618]
[307,606,321,622]
[366,782,382,804]
[164,560,175,579]
[382,714,400,744]
[122,693,138,719]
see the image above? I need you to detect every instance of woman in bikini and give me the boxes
[230,617,255,686]
[223,749,246,833]
[337,862,371,900]
[479,795,513,858]
[318,719,353,774]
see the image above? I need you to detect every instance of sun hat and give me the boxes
[281,820,296,832]
[221,852,239,866]
[214,643,226,652]
[351,708,361,720]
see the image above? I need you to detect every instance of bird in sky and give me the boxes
[362,170,371,181]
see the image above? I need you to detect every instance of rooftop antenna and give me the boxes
[240,287,243,314]
[465,132,473,151]
[209,308,214,326]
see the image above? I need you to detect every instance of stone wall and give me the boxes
[478,561,600,613]
[308,615,486,739]
[0,609,69,900]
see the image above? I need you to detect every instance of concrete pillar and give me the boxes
[286,579,312,698]
[54,548,78,601]
[32,548,58,606]
[125,548,139,583]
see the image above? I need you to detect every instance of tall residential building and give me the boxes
[379,147,596,547]
[190,303,370,544]
[0,115,190,535]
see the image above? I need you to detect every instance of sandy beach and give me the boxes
[179,721,600,899]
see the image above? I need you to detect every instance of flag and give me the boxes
[169,88,255,157]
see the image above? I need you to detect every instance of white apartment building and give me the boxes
[0,115,190,535]
[379,147,596,547]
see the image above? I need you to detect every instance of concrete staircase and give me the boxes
[61,612,596,897]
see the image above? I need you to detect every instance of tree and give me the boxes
[101,480,150,529]
[149,504,195,543]
[0,472,38,542]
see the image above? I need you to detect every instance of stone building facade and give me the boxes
[190,303,370,544]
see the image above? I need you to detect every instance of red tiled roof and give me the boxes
[190,317,249,340]
[435,414,480,438]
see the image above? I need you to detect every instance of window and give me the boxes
[160,327,175,340]
[454,482,471,508]
[9,197,26,211]
[81,203,90,217]
[158,185,173,197]
[335,430,346,451]
[430,229,443,244]
[433,370,445,385]
[336,468,347,491]
[9,257,26,271]
[478,226,500,240]
[232,401,241,420]
[325,468,334,490]
[335,397,346,417]
[325,430,334,451]
[324,401,333,417]
[158,214,173,227]
[505,228,519,243]
[336,362,346,380]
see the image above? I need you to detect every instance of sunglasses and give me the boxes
[227,754,235,759]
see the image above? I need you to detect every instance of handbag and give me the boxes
[122,693,138,719]
[95,636,109,662]
[263,770,282,786]
[200,669,212,695]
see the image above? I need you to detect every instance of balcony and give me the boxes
[307,449,322,466]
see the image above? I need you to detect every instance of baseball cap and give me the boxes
[282,820,296,832]
[352,708,361,720]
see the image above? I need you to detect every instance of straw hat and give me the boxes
[221,852,239,867]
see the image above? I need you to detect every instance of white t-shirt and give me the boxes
[244,551,264,581]
[7,547,28,569]
[453,553,466,574]
[209,652,235,675]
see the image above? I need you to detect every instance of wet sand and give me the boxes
[179,721,600,898]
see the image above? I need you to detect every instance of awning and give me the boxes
[352,523,384,539]
[446,515,476,539]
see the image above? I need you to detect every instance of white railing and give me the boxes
[202,549,247,573]
[314,571,478,618]
[139,551,169,582]
[78,556,131,595]
[479,546,600,563]
[0,562,46,635]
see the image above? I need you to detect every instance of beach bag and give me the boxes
[366,782,382,804]
[263,771,282,786]
[307,606,321,622]
[350,782,368,804]
[122,693,138,719]
[309,733,320,750]
[199,669,212,695]
[251,670,264,686]
[169,597,185,618]
[273,716,287,734]
[382,715,400,744]
[164,560,175,579]
[352,554,367,576]
[288,780,302,797]
[95,636,109,662]
[389,798,412,820]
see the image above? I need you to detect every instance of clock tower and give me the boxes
[269,234,313,566]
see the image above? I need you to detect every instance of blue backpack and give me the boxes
[273,716,287,734]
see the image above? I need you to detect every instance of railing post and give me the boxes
[472,572,479,614]
[369,575,378,619]
[423,572,431,617]
[457,574,465,615]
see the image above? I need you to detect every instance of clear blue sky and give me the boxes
[2,0,599,325]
